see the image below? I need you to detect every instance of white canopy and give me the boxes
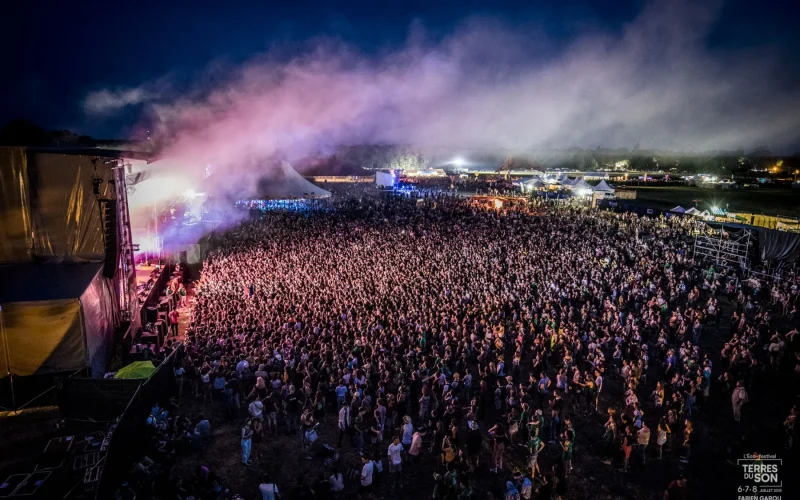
[257,161,332,199]
[684,207,700,216]
[556,174,572,184]
[593,180,615,192]
[571,178,592,190]
[519,177,546,191]
[521,177,545,186]
[670,206,686,213]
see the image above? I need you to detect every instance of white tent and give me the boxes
[684,207,700,216]
[571,178,592,191]
[522,177,545,186]
[256,161,332,199]
[519,177,546,192]
[670,206,686,213]
[593,180,615,193]
[541,175,562,186]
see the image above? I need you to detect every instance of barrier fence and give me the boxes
[95,344,182,499]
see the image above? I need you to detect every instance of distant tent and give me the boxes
[670,206,686,213]
[571,178,592,191]
[519,178,546,192]
[593,180,615,193]
[521,177,545,187]
[541,176,563,185]
[685,207,700,216]
[204,160,331,200]
[115,360,157,379]
[255,161,332,199]
[556,174,572,184]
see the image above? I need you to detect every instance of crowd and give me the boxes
[118,192,800,499]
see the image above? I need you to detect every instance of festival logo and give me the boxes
[736,453,782,500]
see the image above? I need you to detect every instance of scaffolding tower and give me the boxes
[693,220,753,270]
[112,161,138,326]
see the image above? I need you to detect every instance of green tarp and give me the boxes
[115,361,157,379]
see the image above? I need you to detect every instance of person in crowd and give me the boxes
[241,419,254,465]
[259,474,281,500]
[528,430,544,479]
[637,421,651,466]
[359,454,374,496]
[408,427,425,466]
[731,380,747,423]
[387,435,404,489]
[329,467,344,493]
[168,307,180,337]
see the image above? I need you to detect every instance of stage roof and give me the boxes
[0,263,103,303]
[23,146,155,162]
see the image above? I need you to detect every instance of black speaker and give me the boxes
[102,200,119,278]
[145,306,158,324]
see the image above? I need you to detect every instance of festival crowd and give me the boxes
[117,192,800,500]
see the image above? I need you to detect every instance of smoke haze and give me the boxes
[87,0,800,210]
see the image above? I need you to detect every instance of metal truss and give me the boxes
[693,220,752,270]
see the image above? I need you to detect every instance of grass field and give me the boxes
[628,186,800,217]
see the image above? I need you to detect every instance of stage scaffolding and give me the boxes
[693,220,753,271]
[113,161,138,326]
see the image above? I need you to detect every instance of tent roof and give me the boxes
[0,263,103,303]
[571,178,592,190]
[670,206,686,213]
[521,177,545,186]
[255,161,331,199]
[593,180,615,191]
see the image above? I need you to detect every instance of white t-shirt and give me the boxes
[361,461,374,486]
[259,483,279,500]
[329,473,344,492]
[249,401,263,418]
[402,423,414,445]
[388,442,404,465]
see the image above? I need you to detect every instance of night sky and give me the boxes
[2,0,799,140]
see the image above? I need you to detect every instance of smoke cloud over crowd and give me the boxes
[85,0,800,210]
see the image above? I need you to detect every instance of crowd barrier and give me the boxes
[93,345,182,499]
